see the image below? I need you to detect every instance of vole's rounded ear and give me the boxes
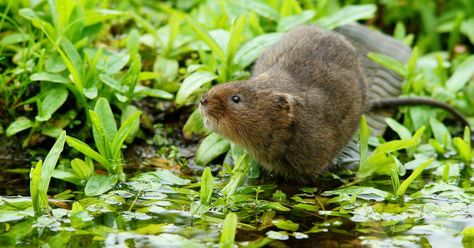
[272,92,298,119]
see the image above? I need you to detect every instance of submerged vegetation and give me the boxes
[0,0,473,247]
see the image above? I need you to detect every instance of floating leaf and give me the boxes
[84,173,118,196]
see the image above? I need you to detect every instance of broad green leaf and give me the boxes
[66,136,109,166]
[396,157,434,196]
[105,53,130,74]
[60,38,84,90]
[133,169,191,186]
[111,111,141,159]
[6,117,32,137]
[89,111,109,158]
[84,173,118,196]
[94,98,117,145]
[134,85,174,100]
[368,52,407,76]
[272,219,299,231]
[453,137,472,163]
[277,10,315,32]
[322,186,390,201]
[219,213,238,248]
[430,117,452,148]
[71,158,93,180]
[0,33,29,45]
[195,133,231,165]
[446,55,474,93]
[175,71,217,105]
[45,54,67,73]
[315,4,376,30]
[36,87,69,122]
[385,118,411,140]
[234,33,283,68]
[30,72,69,83]
[99,74,126,93]
[200,167,213,205]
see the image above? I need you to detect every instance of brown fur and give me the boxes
[200,26,367,181]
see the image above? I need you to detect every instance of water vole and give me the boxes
[200,26,366,180]
[199,25,470,181]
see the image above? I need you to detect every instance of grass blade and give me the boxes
[66,136,109,166]
[396,157,434,196]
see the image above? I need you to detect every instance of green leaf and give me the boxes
[315,4,376,30]
[234,33,283,68]
[30,72,69,83]
[111,111,141,159]
[195,133,231,165]
[84,173,118,196]
[60,38,84,90]
[0,33,29,45]
[36,87,69,122]
[277,10,315,32]
[368,52,407,76]
[66,136,109,166]
[89,111,109,158]
[94,98,117,145]
[221,154,251,198]
[71,158,93,180]
[272,219,299,232]
[31,131,66,215]
[396,157,434,196]
[358,126,425,178]
[219,213,238,248]
[134,85,174,100]
[238,0,280,21]
[226,15,247,67]
[175,71,217,105]
[453,137,472,163]
[184,15,225,61]
[430,117,452,148]
[446,55,474,93]
[6,117,32,137]
[385,118,412,140]
[462,226,474,248]
[183,109,208,139]
[200,167,214,205]
[359,115,369,168]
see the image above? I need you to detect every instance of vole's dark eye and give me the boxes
[231,95,240,103]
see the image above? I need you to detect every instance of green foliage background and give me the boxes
[0,0,473,247]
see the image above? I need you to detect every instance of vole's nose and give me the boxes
[200,97,209,105]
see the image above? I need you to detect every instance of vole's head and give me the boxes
[199,81,297,148]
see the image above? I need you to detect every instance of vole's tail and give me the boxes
[370,97,471,129]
